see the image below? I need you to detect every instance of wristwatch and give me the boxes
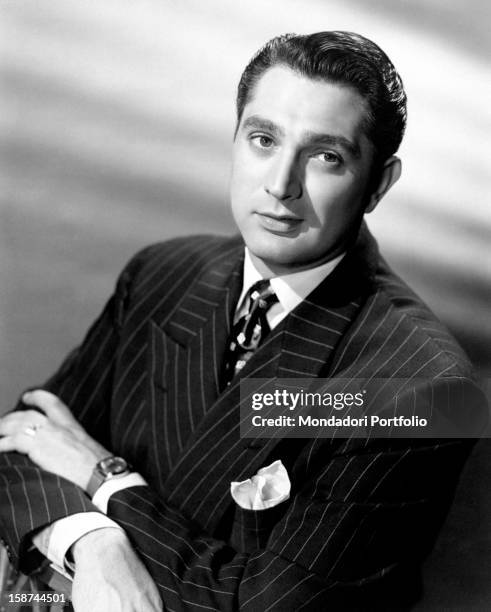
[87,456,130,498]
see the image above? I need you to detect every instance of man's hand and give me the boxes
[71,528,162,612]
[0,390,109,490]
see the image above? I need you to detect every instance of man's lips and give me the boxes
[255,212,303,233]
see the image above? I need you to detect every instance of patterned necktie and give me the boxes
[222,280,279,385]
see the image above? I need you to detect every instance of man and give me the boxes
[0,31,486,611]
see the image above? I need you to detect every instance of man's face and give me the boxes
[230,65,375,275]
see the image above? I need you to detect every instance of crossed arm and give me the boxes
[0,391,162,611]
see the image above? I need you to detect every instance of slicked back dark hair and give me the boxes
[236,31,407,178]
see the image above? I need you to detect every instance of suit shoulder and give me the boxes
[362,258,474,378]
[122,234,243,282]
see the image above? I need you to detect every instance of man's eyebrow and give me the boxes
[241,115,285,138]
[302,131,361,159]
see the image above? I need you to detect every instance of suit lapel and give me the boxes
[147,241,243,488]
[164,227,378,533]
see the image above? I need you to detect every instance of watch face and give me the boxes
[99,456,128,476]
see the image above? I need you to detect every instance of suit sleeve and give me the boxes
[0,248,148,570]
[105,415,478,611]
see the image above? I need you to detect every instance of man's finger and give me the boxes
[22,390,74,422]
[0,432,34,454]
[0,436,17,452]
[0,411,47,436]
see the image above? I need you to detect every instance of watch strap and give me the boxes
[87,468,106,499]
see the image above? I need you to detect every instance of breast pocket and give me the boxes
[230,502,289,552]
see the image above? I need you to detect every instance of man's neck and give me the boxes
[247,245,348,278]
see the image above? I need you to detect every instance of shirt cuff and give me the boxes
[41,513,122,570]
[92,472,147,512]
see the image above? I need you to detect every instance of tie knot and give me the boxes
[248,280,278,310]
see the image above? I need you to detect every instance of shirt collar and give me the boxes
[238,248,345,316]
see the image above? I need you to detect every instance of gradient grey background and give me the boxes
[1,1,490,609]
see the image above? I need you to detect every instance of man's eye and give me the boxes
[251,134,274,149]
[316,151,342,165]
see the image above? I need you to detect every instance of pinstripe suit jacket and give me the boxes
[0,228,485,610]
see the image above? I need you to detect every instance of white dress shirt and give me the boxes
[34,247,345,571]
[236,248,344,328]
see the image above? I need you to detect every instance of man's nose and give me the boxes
[264,154,303,201]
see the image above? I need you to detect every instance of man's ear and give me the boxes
[365,156,402,213]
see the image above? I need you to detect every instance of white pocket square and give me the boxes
[230,460,291,510]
